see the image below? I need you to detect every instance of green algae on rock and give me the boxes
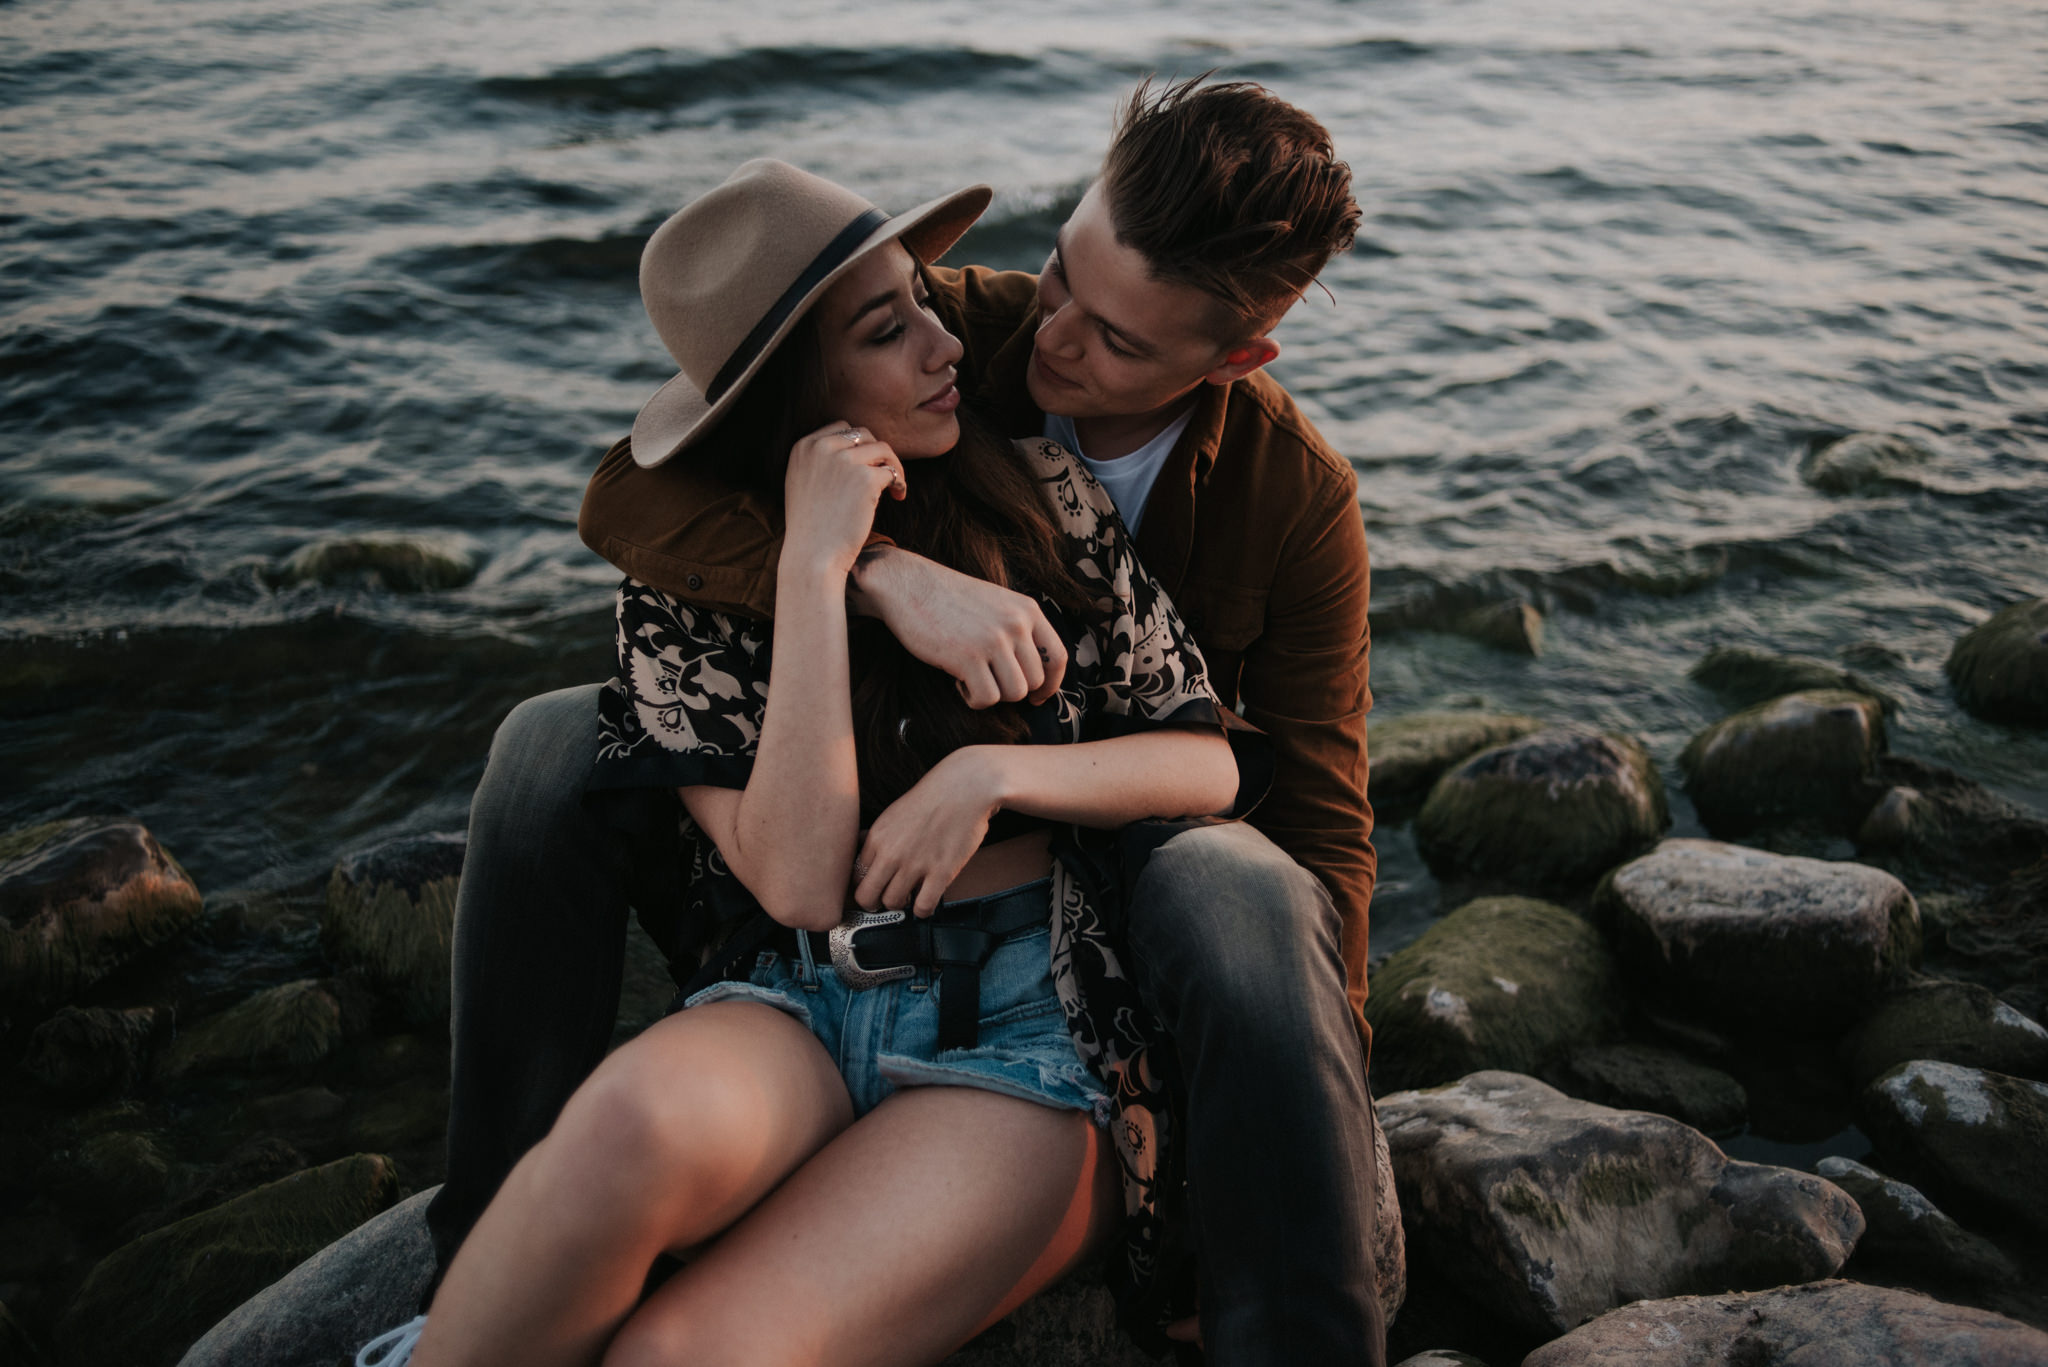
[0,818,204,1033]
[277,535,476,593]
[1946,597,2048,727]
[1364,897,1617,1095]
[1595,839,1920,1036]
[1368,711,1545,818]
[321,834,464,1025]
[1414,728,1667,889]
[1377,1071,1862,1343]
[1522,1279,2048,1367]
[1687,644,1893,712]
[1679,689,1886,836]
[22,1004,164,1099]
[154,980,345,1084]
[1799,431,1939,494]
[1857,1060,2048,1236]
[54,1153,402,1367]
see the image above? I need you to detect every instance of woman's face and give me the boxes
[811,242,964,460]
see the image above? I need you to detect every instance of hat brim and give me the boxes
[631,182,994,470]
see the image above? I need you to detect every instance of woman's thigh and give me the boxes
[602,1085,1121,1367]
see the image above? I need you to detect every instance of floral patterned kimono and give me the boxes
[587,438,1267,1348]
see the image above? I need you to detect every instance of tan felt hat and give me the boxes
[631,159,992,469]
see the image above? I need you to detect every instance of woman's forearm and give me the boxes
[725,558,863,929]
[971,729,1239,830]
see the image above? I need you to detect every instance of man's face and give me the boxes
[1027,183,1247,424]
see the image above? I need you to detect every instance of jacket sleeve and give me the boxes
[1235,460,1377,1031]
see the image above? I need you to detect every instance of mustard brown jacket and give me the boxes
[579,264,1378,1041]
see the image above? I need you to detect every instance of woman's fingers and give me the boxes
[1027,617,1068,705]
[955,663,1003,710]
[987,650,1031,704]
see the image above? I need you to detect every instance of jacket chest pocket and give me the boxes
[1177,581,1269,655]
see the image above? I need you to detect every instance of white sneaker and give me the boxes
[356,1314,428,1367]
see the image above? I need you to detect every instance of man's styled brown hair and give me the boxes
[1100,76,1361,338]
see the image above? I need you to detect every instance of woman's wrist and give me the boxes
[776,547,856,598]
[945,745,1012,817]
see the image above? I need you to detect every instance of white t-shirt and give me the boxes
[1042,408,1194,536]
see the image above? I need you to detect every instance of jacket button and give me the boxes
[686,573,703,591]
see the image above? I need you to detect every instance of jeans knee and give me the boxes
[470,685,604,836]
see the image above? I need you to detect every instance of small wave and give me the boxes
[477,43,1041,115]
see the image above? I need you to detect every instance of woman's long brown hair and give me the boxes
[688,297,1095,821]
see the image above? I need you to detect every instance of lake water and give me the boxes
[5,0,2046,960]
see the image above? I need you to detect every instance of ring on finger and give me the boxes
[839,429,862,444]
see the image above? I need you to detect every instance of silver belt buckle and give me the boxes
[829,909,916,989]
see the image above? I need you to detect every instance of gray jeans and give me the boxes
[425,684,1385,1366]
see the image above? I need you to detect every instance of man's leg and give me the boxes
[422,684,677,1294]
[1124,822,1386,1367]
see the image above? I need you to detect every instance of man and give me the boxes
[431,78,1383,1364]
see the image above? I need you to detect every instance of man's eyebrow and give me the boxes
[1053,228,1157,357]
[844,288,899,329]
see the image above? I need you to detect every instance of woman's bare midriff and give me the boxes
[848,828,1053,911]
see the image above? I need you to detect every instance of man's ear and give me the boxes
[1203,337,1280,386]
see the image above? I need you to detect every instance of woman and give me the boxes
[368,161,1248,1367]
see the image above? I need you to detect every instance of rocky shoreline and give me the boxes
[2,595,2045,1366]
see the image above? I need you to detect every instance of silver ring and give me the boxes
[840,429,862,445]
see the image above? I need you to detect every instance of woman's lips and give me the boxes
[919,382,960,413]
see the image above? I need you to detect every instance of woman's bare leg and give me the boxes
[413,1001,853,1367]
[602,1085,1121,1367]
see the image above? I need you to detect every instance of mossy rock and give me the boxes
[1414,728,1668,889]
[1858,1061,2048,1235]
[321,834,464,1025]
[1544,1042,1747,1134]
[1842,977,2048,1086]
[1679,689,1886,836]
[0,818,204,1032]
[1945,597,2048,727]
[1368,711,1545,817]
[41,1130,173,1223]
[21,1004,164,1099]
[155,980,344,1084]
[1799,431,1936,494]
[54,1153,402,1367]
[1596,839,1920,1036]
[1688,645,1892,712]
[278,535,475,593]
[1450,600,1543,656]
[1365,896,1618,1095]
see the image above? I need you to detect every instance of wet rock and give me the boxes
[1679,689,1886,835]
[1858,1060,2048,1234]
[155,980,344,1083]
[1946,597,2048,726]
[322,833,464,1025]
[1414,728,1668,889]
[243,1085,348,1134]
[1801,430,1937,494]
[1595,839,1920,1035]
[1364,897,1617,1095]
[1379,1072,1861,1342]
[1523,1279,2048,1366]
[1544,1042,1747,1133]
[1816,1156,2020,1290]
[0,817,204,1031]
[1857,783,1940,851]
[1450,600,1543,656]
[127,1136,312,1243]
[176,1187,434,1367]
[42,1129,172,1222]
[55,1153,402,1367]
[1843,977,2048,1086]
[1393,1354,1490,1367]
[20,1004,163,1099]
[279,534,476,593]
[1689,644,1892,712]
[1367,711,1545,817]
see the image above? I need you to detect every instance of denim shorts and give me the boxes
[681,881,1107,1123]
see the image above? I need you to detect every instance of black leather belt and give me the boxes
[776,878,1050,1052]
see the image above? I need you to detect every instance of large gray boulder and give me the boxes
[1594,839,1920,1035]
[322,833,464,1025]
[0,818,204,1033]
[1946,597,2048,727]
[1522,1279,2048,1366]
[1842,977,2048,1085]
[1816,1156,2019,1291]
[1367,711,1544,818]
[58,1154,402,1367]
[1363,897,1617,1095]
[1857,1060,2048,1234]
[1679,689,1886,835]
[1414,728,1668,889]
[1377,1071,1861,1341]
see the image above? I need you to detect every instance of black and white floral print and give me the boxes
[590,438,1246,1349]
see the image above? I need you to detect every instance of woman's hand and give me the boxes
[781,422,907,580]
[852,746,1007,917]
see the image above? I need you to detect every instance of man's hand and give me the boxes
[848,545,1068,708]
